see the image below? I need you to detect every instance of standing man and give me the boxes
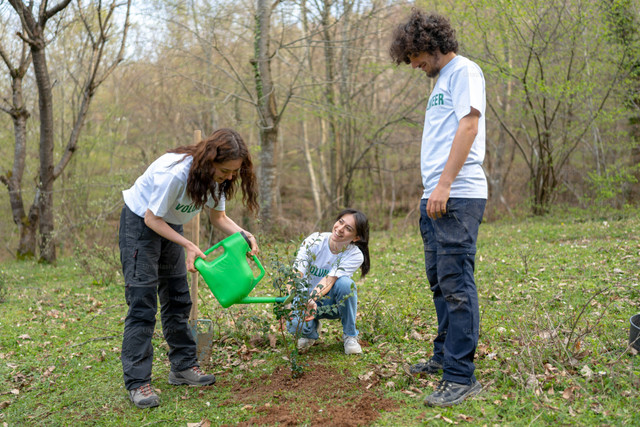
[390,10,487,407]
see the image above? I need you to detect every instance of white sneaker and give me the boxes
[297,337,316,352]
[343,335,362,355]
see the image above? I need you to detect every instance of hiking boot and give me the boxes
[424,379,482,407]
[128,383,160,409]
[297,337,316,352]
[343,335,362,355]
[168,366,216,386]
[409,358,443,376]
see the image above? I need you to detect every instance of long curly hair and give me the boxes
[168,128,259,214]
[337,208,371,278]
[389,9,458,65]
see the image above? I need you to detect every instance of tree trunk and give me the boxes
[338,0,353,207]
[2,70,38,258]
[320,0,339,209]
[253,0,280,225]
[31,44,57,262]
[301,121,323,221]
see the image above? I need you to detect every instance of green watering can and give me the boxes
[195,232,290,308]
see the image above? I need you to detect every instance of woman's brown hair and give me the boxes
[169,128,259,214]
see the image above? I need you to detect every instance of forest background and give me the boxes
[1,0,639,263]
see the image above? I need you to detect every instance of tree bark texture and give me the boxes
[0,38,37,258]
[254,0,280,225]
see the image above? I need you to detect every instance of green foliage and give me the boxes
[585,163,639,208]
[464,0,638,214]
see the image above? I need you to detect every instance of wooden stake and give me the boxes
[189,129,202,323]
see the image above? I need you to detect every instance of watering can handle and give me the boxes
[201,231,252,257]
[240,231,265,284]
[251,254,266,285]
[199,232,264,284]
[202,239,224,257]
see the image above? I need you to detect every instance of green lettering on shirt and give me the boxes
[309,265,329,278]
[175,203,197,213]
[426,92,445,111]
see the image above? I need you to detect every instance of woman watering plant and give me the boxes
[118,128,259,409]
[286,209,370,355]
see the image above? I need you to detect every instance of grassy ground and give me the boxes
[0,209,639,425]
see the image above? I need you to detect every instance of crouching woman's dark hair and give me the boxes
[337,208,371,278]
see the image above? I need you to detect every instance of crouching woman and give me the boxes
[287,209,370,355]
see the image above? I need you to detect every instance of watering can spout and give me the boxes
[196,232,291,308]
[239,294,293,305]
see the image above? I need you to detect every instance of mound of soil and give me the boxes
[220,362,399,426]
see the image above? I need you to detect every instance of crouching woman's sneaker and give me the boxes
[168,366,216,386]
[343,335,362,355]
[129,383,160,409]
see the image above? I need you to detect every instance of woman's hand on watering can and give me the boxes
[185,242,207,273]
[304,298,317,322]
[245,232,260,255]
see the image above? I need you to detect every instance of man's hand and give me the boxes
[427,109,480,220]
[426,184,450,219]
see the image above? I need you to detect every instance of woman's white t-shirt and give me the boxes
[123,153,225,225]
[294,232,364,292]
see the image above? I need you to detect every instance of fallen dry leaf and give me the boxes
[458,413,473,422]
[409,386,423,394]
[434,413,455,424]
[410,331,423,341]
[268,333,277,348]
[358,371,375,382]
[42,366,56,377]
[562,386,577,401]
[580,365,593,379]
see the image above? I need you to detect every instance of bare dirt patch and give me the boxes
[220,362,400,426]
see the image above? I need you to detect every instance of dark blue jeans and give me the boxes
[119,205,198,390]
[419,197,486,385]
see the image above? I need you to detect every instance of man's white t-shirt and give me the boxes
[123,153,225,225]
[421,55,487,199]
[294,232,364,292]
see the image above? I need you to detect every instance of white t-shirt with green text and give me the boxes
[294,232,364,292]
[123,153,225,225]
[421,55,487,199]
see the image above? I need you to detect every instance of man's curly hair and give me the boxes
[389,9,458,65]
